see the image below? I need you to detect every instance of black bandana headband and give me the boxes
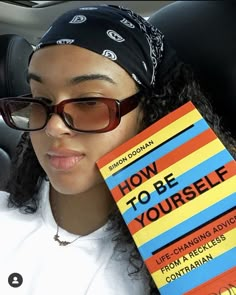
[34,4,164,89]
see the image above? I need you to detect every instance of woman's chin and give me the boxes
[48,174,104,196]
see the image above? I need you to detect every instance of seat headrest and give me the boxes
[149,1,236,137]
[0,34,33,97]
[0,34,30,189]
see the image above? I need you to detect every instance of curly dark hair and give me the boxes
[5,52,236,294]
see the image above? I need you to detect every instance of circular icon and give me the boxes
[8,273,23,288]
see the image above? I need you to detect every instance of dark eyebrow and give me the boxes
[27,72,116,85]
[70,74,116,85]
[27,72,42,83]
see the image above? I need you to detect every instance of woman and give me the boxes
[0,4,235,295]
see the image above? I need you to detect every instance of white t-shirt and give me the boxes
[0,181,150,294]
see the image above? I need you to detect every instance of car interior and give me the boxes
[0,0,235,190]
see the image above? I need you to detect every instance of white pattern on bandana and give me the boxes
[56,39,75,45]
[120,18,135,28]
[69,15,87,24]
[131,73,142,85]
[102,50,117,60]
[107,30,125,42]
[35,42,43,51]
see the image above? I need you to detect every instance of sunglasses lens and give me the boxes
[5,101,47,130]
[63,100,112,131]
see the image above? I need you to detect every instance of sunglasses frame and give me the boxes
[0,91,143,133]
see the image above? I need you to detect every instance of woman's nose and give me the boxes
[44,114,75,138]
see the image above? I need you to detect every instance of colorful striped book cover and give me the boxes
[96,101,236,295]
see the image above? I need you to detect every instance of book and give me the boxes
[96,101,236,295]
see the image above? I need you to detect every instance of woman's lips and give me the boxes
[47,149,85,170]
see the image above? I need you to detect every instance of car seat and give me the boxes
[0,34,33,190]
[149,0,236,138]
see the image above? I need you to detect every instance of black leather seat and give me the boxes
[149,1,236,138]
[0,34,33,189]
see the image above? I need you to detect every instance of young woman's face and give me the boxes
[29,45,143,195]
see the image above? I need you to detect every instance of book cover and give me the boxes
[96,101,236,295]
